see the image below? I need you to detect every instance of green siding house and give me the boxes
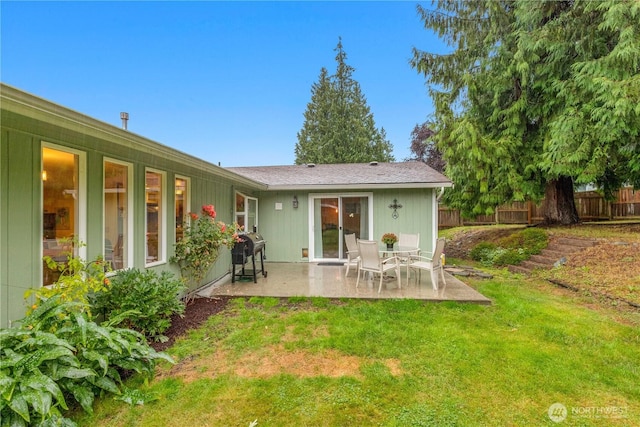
[1,84,452,327]
[228,163,452,263]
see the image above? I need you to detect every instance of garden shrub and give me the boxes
[170,204,241,299]
[497,227,548,256]
[91,269,186,342]
[470,228,548,267]
[470,242,497,262]
[1,295,173,427]
[25,239,110,317]
[491,248,526,266]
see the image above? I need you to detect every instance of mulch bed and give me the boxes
[151,296,231,352]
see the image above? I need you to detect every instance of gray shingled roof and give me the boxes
[227,161,452,190]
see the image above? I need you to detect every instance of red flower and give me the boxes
[220,223,226,233]
[189,212,199,221]
[202,204,216,218]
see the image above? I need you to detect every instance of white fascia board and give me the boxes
[265,182,454,191]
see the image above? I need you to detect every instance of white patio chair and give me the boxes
[397,232,420,267]
[356,239,401,293]
[407,237,446,291]
[398,233,420,250]
[344,233,360,276]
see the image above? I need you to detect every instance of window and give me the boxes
[235,192,257,232]
[235,193,245,229]
[145,169,165,265]
[104,160,131,270]
[175,176,190,242]
[42,145,86,285]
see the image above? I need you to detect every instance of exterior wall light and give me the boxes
[293,195,299,209]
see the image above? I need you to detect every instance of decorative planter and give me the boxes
[387,243,394,251]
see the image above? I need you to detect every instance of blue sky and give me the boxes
[1,1,445,167]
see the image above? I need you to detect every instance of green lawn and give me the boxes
[76,273,640,426]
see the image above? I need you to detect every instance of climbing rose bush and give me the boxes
[171,204,241,288]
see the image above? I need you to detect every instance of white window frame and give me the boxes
[174,175,191,242]
[235,192,258,232]
[103,158,134,272]
[145,168,167,267]
[41,142,87,283]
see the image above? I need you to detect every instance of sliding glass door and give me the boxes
[310,193,372,261]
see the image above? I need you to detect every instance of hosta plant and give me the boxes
[0,296,173,426]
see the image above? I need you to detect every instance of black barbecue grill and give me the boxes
[231,232,267,283]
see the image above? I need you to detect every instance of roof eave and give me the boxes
[265,182,454,191]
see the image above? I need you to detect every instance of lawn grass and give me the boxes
[75,272,640,426]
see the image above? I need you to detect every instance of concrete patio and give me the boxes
[201,262,491,304]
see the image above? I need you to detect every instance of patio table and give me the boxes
[377,245,419,280]
[379,245,420,258]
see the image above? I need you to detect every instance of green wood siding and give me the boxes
[1,129,43,326]
[1,98,256,327]
[374,188,436,254]
[255,191,310,262]
[252,188,437,262]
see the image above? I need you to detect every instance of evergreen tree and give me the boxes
[411,0,640,224]
[295,39,394,164]
[295,67,332,164]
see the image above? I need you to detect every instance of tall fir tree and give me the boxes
[411,0,640,224]
[295,38,394,164]
[295,67,332,164]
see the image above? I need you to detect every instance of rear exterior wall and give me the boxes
[1,107,239,327]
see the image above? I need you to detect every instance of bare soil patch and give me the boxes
[159,344,403,382]
[151,296,232,352]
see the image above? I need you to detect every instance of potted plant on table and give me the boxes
[381,233,398,250]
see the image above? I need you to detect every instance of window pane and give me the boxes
[146,170,163,263]
[104,161,129,270]
[247,198,257,232]
[235,193,246,229]
[175,177,188,242]
[42,147,78,285]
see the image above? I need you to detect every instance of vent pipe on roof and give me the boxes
[120,112,129,130]
[307,163,316,168]
[369,161,378,166]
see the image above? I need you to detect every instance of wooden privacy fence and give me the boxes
[439,187,640,227]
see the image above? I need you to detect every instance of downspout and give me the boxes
[434,186,447,254]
